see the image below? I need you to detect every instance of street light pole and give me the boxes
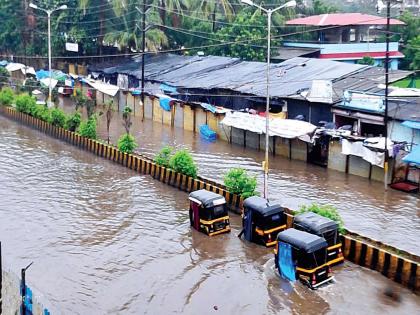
[29,3,67,107]
[241,0,296,199]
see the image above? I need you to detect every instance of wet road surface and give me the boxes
[62,99,420,256]
[1,114,419,314]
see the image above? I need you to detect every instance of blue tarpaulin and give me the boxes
[159,95,172,111]
[200,103,217,113]
[131,90,141,95]
[403,146,420,166]
[402,120,420,130]
[278,242,296,282]
[160,83,177,93]
[200,124,217,141]
[0,60,8,67]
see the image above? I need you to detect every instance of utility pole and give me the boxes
[141,0,146,122]
[384,0,390,190]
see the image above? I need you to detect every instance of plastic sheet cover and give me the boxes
[221,111,317,142]
[278,242,296,282]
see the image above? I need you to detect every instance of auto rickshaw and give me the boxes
[274,228,333,289]
[293,212,344,266]
[188,189,230,236]
[241,196,287,247]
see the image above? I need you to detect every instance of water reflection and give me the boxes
[0,115,419,314]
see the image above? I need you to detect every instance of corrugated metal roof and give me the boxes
[91,54,412,104]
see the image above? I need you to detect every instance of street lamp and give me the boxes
[29,3,68,107]
[241,0,296,199]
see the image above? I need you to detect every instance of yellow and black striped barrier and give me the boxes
[342,235,419,293]
[1,106,418,293]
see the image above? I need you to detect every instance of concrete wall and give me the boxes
[290,139,307,162]
[144,96,153,119]
[153,98,163,123]
[174,103,184,128]
[328,141,347,172]
[184,106,194,132]
[195,107,207,132]
[275,137,290,158]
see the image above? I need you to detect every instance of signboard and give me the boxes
[65,42,79,52]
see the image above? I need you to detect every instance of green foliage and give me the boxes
[357,56,375,66]
[169,149,198,178]
[297,203,345,234]
[65,111,82,132]
[405,35,420,71]
[117,133,137,154]
[155,145,174,167]
[15,94,36,114]
[0,87,14,106]
[122,106,133,134]
[223,168,258,199]
[78,116,97,139]
[32,104,51,121]
[208,11,276,61]
[50,108,66,128]
[0,67,10,87]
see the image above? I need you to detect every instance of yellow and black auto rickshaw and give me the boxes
[241,196,287,247]
[293,212,344,266]
[188,189,230,236]
[274,228,334,289]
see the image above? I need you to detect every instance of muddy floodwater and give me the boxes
[67,100,419,256]
[1,115,419,314]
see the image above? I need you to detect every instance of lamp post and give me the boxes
[29,3,67,107]
[241,0,296,199]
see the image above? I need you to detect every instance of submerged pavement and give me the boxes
[59,98,420,256]
[1,115,419,314]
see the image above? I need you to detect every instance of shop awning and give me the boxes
[402,121,420,130]
[403,146,420,166]
[86,80,119,97]
[221,111,317,142]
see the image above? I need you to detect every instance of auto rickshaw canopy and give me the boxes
[277,228,328,253]
[243,196,284,218]
[294,212,338,235]
[189,189,226,208]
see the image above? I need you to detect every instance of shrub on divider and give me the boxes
[169,149,197,178]
[117,133,137,154]
[0,87,14,106]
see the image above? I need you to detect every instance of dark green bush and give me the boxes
[155,145,173,167]
[224,168,258,199]
[65,111,81,132]
[78,116,97,139]
[50,108,66,128]
[169,149,197,178]
[22,78,40,95]
[117,133,137,153]
[32,104,50,121]
[15,94,36,114]
[0,67,10,87]
[0,87,14,106]
[297,203,345,234]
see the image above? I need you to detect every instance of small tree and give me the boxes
[155,145,174,167]
[72,89,95,117]
[0,87,14,106]
[0,67,10,87]
[15,94,36,114]
[357,56,375,66]
[169,149,198,178]
[117,133,137,153]
[297,203,345,234]
[122,106,132,134]
[104,100,115,143]
[79,116,97,139]
[224,168,258,199]
[50,108,66,128]
[65,111,82,132]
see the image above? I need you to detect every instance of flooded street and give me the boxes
[62,98,420,256]
[1,114,419,314]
